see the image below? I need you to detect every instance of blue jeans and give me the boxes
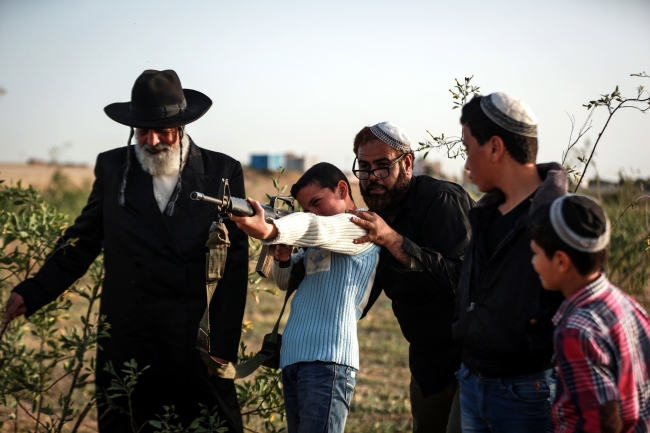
[282,362,357,433]
[456,363,556,433]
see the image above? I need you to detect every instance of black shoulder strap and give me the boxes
[233,252,304,377]
[196,220,305,379]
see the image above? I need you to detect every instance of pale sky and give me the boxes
[1,0,649,182]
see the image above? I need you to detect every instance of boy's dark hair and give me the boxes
[528,203,607,276]
[460,95,538,164]
[290,162,353,201]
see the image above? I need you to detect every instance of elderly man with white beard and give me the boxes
[3,70,249,433]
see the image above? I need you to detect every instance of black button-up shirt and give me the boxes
[362,175,474,396]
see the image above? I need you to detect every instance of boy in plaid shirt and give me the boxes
[529,195,650,433]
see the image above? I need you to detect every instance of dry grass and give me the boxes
[0,164,364,210]
[0,164,94,190]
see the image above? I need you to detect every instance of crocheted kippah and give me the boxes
[480,92,538,138]
[550,195,610,252]
[369,121,411,153]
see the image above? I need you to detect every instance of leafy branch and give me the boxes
[571,72,650,192]
[417,76,480,160]
[0,180,106,433]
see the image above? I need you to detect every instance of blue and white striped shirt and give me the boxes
[269,212,380,369]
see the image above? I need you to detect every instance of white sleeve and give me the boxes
[272,249,305,291]
[265,212,374,256]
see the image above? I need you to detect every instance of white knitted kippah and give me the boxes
[480,92,538,138]
[369,121,411,153]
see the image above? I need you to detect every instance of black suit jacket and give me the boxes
[13,141,248,429]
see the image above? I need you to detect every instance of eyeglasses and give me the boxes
[352,154,406,180]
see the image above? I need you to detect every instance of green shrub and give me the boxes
[0,177,285,432]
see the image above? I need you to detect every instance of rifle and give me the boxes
[190,179,296,379]
[190,180,294,278]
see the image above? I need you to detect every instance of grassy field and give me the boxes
[3,163,648,432]
[0,163,408,432]
[0,163,361,207]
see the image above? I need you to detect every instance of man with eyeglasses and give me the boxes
[347,121,474,433]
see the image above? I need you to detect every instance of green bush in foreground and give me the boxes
[0,179,285,432]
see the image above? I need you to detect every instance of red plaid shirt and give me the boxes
[551,275,650,432]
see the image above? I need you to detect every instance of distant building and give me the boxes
[284,153,304,172]
[586,178,619,190]
[250,153,320,172]
[250,154,285,171]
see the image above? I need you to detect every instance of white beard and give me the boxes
[133,132,190,176]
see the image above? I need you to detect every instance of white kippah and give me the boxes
[369,121,411,153]
[480,92,538,138]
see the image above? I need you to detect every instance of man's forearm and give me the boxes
[384,233,411,268]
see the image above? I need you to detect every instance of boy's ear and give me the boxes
[337,180,349,199]
[554,250,573,274]
[489,136,506,163]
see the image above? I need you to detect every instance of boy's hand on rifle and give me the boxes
[230,198,279,240]
[274,244,293,262]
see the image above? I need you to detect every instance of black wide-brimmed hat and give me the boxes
[104,69,212,129]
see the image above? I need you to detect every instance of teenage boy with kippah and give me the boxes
[231,162,380,433]
[529,195,650,433]
[452,93,567,431]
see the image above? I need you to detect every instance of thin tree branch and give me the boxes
[70,398,96,433]
[16,399,50,432]
[612,196,650,230]
[574,97,649,192]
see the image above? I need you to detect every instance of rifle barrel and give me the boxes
[190,192,224,207]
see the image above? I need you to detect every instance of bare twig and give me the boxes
[16,399,50,432]
[561,111,593,166]
[42,369,74,394]
[70,398,96,433]
[612,196,650,230]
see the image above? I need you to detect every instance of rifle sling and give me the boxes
[196,219,298,379]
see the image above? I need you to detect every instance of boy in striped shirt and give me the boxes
[528,195,650,432]
[232,162,379,433]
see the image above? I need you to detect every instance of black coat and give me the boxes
[362,176,475,397]
[13,142,248,432]
[452,163,567,378]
